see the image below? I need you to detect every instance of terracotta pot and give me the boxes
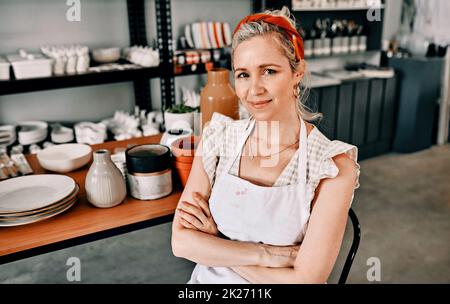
[174,154,194,164]
[172,160,193,187]
[200,68,239,130]
[171,135,200,158]
[170,135,201,187]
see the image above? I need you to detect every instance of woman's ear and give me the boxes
[294,60,306,82]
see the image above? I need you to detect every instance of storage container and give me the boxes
[7,53,53,79]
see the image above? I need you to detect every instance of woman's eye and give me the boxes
[264,69,276,75]
[237,72,249,79]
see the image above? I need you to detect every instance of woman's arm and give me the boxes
[230,153,359,283]
[171,138,297,268]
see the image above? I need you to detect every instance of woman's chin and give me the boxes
[250,110,276,122]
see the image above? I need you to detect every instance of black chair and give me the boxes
[338,208,361,284]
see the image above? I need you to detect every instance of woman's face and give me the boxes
[233,35,304,122]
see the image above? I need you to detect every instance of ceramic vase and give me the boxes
[85,149,126,208]
[200,68,239,130]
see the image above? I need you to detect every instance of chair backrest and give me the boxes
[338,208,361,284]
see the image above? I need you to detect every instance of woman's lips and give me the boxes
[248,100,272,109]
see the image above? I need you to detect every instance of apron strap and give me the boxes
[223,118,255,173]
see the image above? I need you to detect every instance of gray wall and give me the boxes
[0,0,400,125]
[0,0,252,124]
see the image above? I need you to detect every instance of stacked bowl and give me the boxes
[18,121,48,145]
[0,125,16,147]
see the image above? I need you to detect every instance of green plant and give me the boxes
[166,103,199,113]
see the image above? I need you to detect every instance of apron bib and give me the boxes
[209,117,310,246]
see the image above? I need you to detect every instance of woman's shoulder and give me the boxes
[307,125,360,190]
[202,112,251,142]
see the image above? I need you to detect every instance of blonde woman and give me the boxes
[171,6,360,284]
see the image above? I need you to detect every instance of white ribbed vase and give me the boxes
[85,149,126,208]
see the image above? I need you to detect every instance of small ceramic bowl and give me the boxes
[37,143,92,173]
[92,47,121,63]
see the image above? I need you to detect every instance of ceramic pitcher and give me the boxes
[85,149,126,208]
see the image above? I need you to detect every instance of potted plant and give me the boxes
[164,87,201,132]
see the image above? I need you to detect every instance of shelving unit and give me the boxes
[0,66,160,96]
[263,0,386,52]
[292,5,385,12]
[0,0,384,111]
[305,50,380,60]
[0,0,195,113]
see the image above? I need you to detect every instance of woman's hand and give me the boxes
[176,192,218,236]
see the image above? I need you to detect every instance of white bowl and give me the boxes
[18,121,48,139]
[92,47,121,63]
[37,143,92,173]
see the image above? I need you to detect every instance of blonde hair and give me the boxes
[231,6,322,122]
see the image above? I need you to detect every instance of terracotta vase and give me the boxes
[200,68,239,130]
[85,149,127,208]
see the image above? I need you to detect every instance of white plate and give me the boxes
[0,174,75,212]
[223,22,232,46]
[0,183,79,217]
[0,197,77,227]
[184,24,194,49]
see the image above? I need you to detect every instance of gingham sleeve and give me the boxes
[200,112,234,187]
[317,141,360,190]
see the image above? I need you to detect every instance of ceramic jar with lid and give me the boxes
[126,144,173,200]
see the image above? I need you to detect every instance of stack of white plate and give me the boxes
[0,125,16,147]
[0,175,79,227]
[18,121,48,145]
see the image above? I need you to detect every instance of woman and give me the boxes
[171,6,360,284]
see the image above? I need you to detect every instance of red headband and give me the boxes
[233,13,304,60]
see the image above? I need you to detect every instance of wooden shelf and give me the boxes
[0,66,161,96]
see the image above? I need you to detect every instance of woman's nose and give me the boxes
[249,78,265,96]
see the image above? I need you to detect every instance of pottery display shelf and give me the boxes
[0,134,183,265]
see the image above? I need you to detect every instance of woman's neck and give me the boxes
[253,112,301,147]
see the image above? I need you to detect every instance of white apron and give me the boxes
[188,118,311,284]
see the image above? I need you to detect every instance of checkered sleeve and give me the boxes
[200,112,235,188]
[308,132,360,206]
[318,140,360,189]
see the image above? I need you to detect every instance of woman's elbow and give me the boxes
[171,226,187,258]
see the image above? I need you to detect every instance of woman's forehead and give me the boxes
[233,36,288,68]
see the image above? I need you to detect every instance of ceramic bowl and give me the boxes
[92,47,121,63]
[37,143,92,173]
